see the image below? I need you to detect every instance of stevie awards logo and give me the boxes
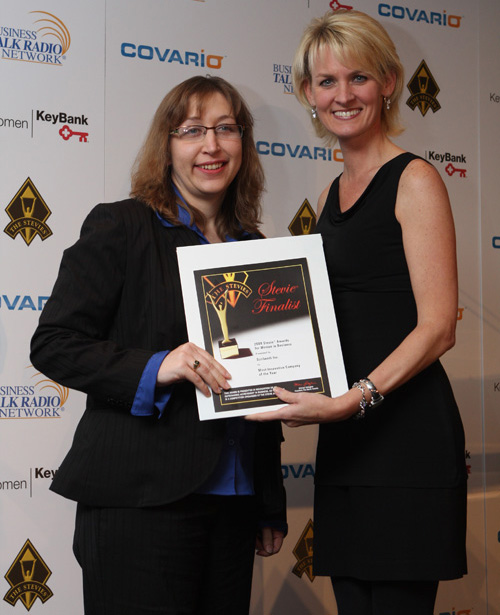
[203,272,252,359]
[292,519,315,582]
[288,199,317,236]
[3,178,53,246]
[3,539,53,611]
[406,60,441,117]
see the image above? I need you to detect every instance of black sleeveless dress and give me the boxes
[313,153,467,580]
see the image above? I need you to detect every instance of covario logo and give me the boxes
[121,43,224,69]
[282,463,315,479]
[493,236,500,249]
[378,4,463,28]
[0,295,49,310]
[257,141,343,162]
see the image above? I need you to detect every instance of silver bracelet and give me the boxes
[351,382,367,420]
[360,378,384,408]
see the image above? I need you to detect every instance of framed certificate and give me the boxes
[177,234,347,420]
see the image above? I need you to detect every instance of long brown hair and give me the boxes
[130,75,264,238]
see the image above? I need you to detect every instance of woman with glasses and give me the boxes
[248,10,466,615]
[30,75,286,615]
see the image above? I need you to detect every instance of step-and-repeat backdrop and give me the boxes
[1,0,499,613]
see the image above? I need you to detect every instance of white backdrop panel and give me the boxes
[0,0,497,613]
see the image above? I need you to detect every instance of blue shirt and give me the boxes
[130,196,256,496]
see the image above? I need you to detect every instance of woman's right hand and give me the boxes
[246,386,362,427]
[156,342,232,397]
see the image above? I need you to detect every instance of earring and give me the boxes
[384,97,391,110]
[311,106,317,119]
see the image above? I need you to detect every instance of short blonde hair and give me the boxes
[293,10,404,144]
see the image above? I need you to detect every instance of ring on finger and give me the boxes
[193,359,200,370]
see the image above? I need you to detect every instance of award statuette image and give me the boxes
[177,235,348,420]
[209,291,239,359]
[203,272,252,359]
[202,271,252,360]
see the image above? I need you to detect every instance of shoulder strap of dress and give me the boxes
[319,175,341,220]
[391,152,426,172]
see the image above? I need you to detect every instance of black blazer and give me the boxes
[31,199,285,520]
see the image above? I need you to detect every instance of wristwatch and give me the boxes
[360,378,384,408]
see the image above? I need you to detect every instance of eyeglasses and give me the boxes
[169,124,244,141]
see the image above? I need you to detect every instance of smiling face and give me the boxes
[304,47,395,145]
[169,92,243,215]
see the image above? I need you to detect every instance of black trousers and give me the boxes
[73,494,257,615]
[331,577,439,615]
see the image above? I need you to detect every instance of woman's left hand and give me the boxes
[246,386,358,427]
[255,527,285,557]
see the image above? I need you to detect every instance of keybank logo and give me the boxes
[36,109,90,143]
[121,42,224,69]
[330,1,354,10]
[425,151,467,179]
[378,4,463,28]
[0,110,89,143]
[0,11,71,65]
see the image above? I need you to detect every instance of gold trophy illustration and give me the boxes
[209,290,240,359]
[203,272,252,359]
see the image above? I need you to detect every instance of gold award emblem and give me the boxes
[406,60,441,117]
[203,272,252,359]
[288,199,317,236]
[3,539,53,611]
[4,178,53,246]
[292,519,315,582]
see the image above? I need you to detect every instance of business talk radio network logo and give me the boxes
[1,11,70,66]
[0,366,70,420]
[0,11,71,66]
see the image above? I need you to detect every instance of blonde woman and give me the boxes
[249,11,466,614]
